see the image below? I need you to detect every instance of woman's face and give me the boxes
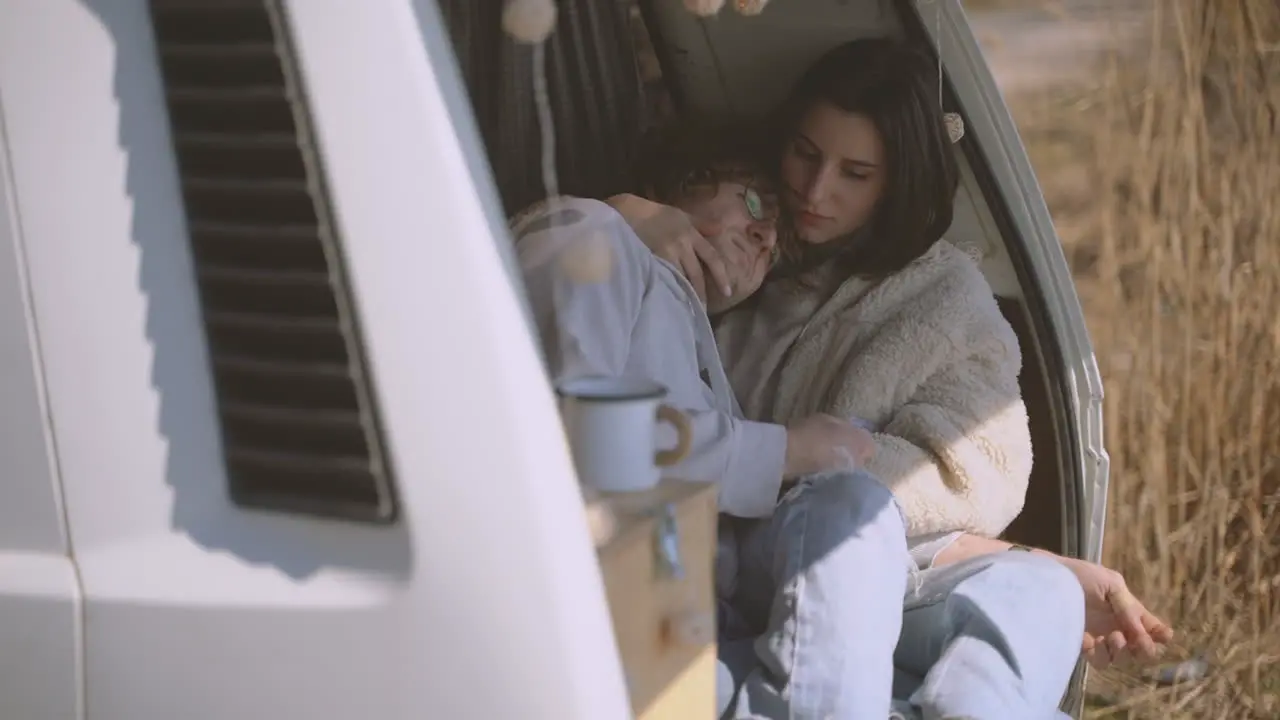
[779,101,887,245]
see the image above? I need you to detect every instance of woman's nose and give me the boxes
[802,166,834,205]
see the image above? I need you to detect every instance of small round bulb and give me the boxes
[944,112,965,144]
[502,0,557,44]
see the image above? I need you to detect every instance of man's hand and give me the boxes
[784,414,876,478]
[1057,556,1174,669]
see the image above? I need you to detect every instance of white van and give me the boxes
[0,0,1105,718]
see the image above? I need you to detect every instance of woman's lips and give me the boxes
[787,186,830,227]
[796,210,828,227]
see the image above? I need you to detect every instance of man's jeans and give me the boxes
[718,471,910,718]
[716,472,1084,720]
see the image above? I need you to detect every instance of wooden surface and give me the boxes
[590,480,718,718]
[639,645,718,720]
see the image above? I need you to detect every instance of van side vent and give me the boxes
[149,0,397,523]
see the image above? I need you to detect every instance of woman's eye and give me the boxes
[841,168,869,181]
[792,143,819,162]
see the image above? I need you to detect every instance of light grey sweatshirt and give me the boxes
[513,198,787,518]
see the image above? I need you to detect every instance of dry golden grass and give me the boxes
[1006,0,1280,716]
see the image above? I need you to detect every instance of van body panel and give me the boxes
[0,56,82,718]
[0,0,627,717]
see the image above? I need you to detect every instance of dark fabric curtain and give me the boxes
[438,0,651,216]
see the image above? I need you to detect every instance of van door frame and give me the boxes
[891,0,1106,565]
[893,2,1107,716]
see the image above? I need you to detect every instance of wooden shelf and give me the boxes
[589,479,719,719]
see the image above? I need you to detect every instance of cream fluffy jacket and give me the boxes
[715,241,1032,538]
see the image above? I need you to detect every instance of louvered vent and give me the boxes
[149,0,397,522]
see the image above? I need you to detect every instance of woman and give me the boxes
[611,38,1172,719]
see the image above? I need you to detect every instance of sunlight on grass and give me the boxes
[991,0,1280,716]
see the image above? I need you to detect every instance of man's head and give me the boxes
[632,120,783,313]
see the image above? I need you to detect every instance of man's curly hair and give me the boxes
[630,118,775,204]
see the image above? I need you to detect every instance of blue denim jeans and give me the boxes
[716,472,1084,720]
[892,552,1083,720]
[718,471,911,718]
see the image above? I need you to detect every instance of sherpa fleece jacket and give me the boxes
[714,240,1033,538]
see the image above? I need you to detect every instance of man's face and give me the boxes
[673,174,780,314]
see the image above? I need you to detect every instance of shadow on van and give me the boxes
[81,0,412,582]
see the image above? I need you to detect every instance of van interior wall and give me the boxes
[997,296,1066,553]
[438,0,653,215]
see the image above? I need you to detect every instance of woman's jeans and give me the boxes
[716,471,1085,720]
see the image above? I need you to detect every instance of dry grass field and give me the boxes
[994,0,1280,716]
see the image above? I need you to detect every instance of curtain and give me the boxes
[438,0,652,215]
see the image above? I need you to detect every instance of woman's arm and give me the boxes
[864,338,1034,538]
[606,193,734,303]
[869,246,1034,537]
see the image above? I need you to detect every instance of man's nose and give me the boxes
[749,220,777,252]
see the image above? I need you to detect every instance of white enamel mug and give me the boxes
[556,376,693,493]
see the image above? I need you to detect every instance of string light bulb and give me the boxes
[502,0,557,44]
[944,112,965,144]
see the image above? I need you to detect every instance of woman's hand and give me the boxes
[1056,556,1174,669]
[606,193,733,303]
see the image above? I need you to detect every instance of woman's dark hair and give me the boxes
[772,36,960,280]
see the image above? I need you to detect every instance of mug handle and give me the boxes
[654,404,692,467]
